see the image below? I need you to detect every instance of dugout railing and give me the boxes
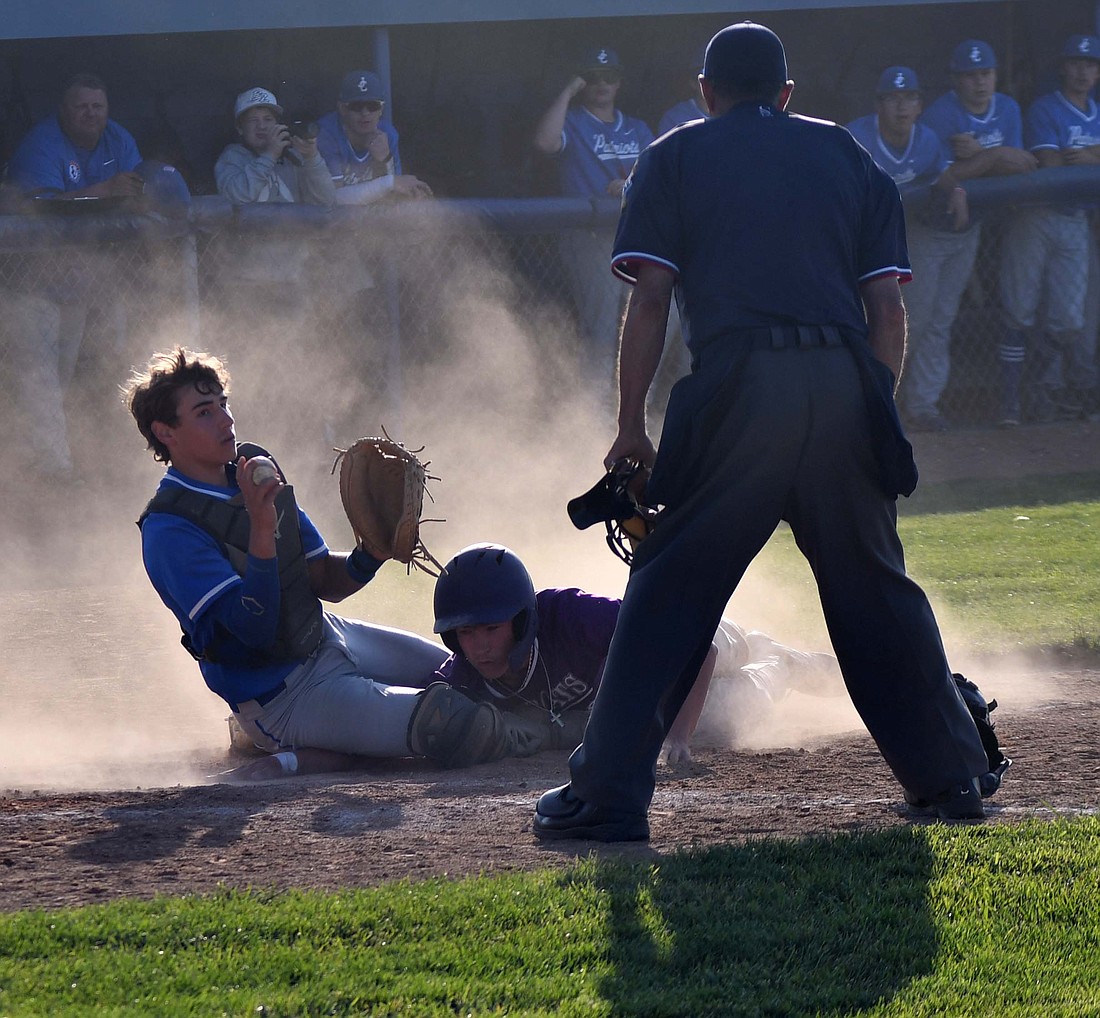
[1,165,1099,472]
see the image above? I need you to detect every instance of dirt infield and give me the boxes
[1,420,1098,914]
[0,661,1097,913]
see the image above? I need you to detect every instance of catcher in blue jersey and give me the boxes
[125,348,543,782]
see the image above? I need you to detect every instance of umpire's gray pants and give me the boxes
[568,343,989,813]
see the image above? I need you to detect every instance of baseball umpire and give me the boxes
[534,22,991,841]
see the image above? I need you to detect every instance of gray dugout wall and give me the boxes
[0,1,1096,199]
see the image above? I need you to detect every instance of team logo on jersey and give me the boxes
[67,160,81,184]
[758,105,774,117]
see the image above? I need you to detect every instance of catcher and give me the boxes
[125,347,542,780]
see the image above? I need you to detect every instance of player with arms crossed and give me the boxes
[533,23,993,842]
[125,348,542,780]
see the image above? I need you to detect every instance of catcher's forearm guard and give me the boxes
[567,458,658,565]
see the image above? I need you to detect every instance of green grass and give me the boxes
[2,820,1100,1016]
[753,471,1100,654]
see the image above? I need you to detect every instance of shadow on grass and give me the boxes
[900,470,1100,516]
[569,827,936,1017]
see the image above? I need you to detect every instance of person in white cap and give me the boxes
[215,86,335,207]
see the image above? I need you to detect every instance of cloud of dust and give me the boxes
[3,208,1052,793]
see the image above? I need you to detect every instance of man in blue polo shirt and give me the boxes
[8,73,143,198]
[534,46,655,382]
[4,74,146,482]
[533,23,990,841]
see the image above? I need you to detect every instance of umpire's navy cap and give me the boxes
[703,22,788,87]
[950,40,997,72]
[876,66,921,94]
[1063,35,1100,61]
[339,70,385,103]
[577,46,622,73]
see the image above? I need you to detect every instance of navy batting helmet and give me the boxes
[433,544,538,673]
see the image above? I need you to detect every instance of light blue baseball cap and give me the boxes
[951,40,997,72]
[876,66,920,94]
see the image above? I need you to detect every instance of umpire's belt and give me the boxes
[734,324,844,350]
[229,680,286,713]
[694,324,845,370]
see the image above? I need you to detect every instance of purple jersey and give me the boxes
[559,106,654,198]
[8,114,141,195]
[316,110,403,183]
[1025,91,1100,152]
[920,91,1024,153]
[845,115,948,194]
[434,588,620,714]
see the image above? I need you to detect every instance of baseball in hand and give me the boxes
[250,457,278,484]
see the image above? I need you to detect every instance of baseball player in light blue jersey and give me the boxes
[316,70,432,203]
[847,67,969,432]
[534,46,655,380]
[657,48,710,137]
[906,41,1037,431]
[997,34,1100,425]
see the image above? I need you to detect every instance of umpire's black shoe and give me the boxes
[533,784,650,842]
[904,777,985,821]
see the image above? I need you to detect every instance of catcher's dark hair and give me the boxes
[123,346,230,464]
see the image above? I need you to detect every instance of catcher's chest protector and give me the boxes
[139,479,323,663]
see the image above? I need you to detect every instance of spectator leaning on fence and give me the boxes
[907,41,1038,431]
[2,73,145,482]
[215,87,335,207]
[7,72,143,199]
[996,34,1100,427]
[533,46,655,381]
[316,70,432,203]
[846,67,969,433]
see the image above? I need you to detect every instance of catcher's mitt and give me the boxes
[332,432,444,575]
[567,458,658,565]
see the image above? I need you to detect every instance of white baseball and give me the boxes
[251,457,278,484]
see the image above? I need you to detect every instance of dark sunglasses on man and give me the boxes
[583,70,621,86]
[344,100,384,113]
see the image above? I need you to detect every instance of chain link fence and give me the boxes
[1,170,1099,481]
